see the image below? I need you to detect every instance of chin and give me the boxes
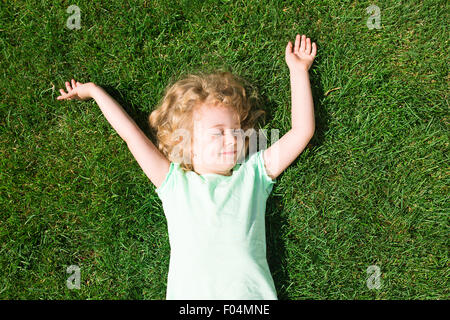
[215,158,236,169]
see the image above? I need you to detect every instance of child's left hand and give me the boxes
[285,34,317,72]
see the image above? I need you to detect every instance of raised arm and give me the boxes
[263,34,317,180]
[57,80,170,188]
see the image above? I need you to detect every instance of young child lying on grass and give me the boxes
[56,34,317,300]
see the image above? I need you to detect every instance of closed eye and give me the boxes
[210,129,241,136]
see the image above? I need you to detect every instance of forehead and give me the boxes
[193,104,239,125]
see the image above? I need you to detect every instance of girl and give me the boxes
[57,34,317,299]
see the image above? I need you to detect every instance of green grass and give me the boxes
[0,0,448,299]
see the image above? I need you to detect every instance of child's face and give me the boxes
[191,104,243,176]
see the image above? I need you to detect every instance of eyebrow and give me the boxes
[209,123,240,128]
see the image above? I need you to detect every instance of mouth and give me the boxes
[221,150,237,155]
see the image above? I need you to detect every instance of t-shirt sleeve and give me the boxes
[252,149,276,196]
[155,162,176,197]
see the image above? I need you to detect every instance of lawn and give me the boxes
[0,0,448,299]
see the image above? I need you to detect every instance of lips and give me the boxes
[221,150,237,155]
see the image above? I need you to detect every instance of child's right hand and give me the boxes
[57,79,96,101]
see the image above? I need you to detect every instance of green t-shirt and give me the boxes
[155,149,277,300]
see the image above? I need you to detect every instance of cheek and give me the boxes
[193,138,221,156]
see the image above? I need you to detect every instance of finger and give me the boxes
[300,35,306,52]
[57,93,67,100]
[294,34,300,53]
[58,89,75,100]
[71,79,76,88]
[56,89,67,100]
[286,41,293,55]
[306,38,311,54]
[65,81,72,92]
[76,81,82,86]
[311,42,317,58]
[57,89,68,100]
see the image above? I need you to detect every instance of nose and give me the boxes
[224,130,237,148]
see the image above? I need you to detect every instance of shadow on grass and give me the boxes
[101,84,155,141]
[262,61,328,300]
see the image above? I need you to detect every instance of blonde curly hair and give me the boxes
[149,70,266,172]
